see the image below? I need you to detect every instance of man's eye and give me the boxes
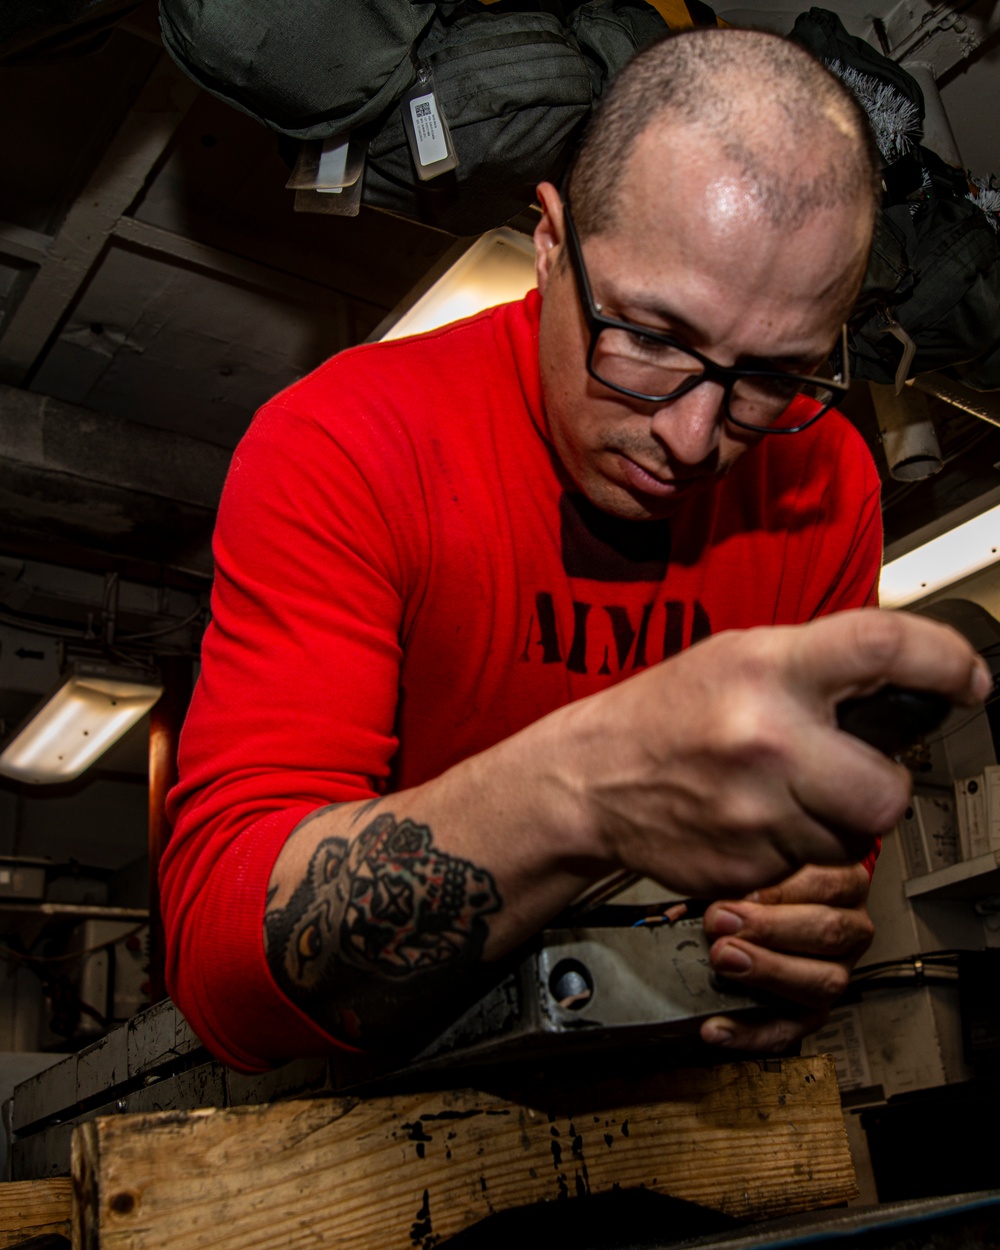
[627,331,677,358]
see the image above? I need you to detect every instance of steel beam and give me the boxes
[0,384,228,577]
[111,216,375,330]
[0,384,228,509]
[0,56,198,386]
[0,223,52,267]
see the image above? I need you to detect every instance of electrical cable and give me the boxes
[0,923,147,967]
[0,598,206,646]
[851,950,962,975]
[0,604,93,639]
[849,950,964,994]
[118,603,207,642]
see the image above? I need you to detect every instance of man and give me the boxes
[162,29,989,1073]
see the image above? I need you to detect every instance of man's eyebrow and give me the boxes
[608,293,826,371]
[610,292,702,341]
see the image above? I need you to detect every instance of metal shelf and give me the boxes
[0,903,148,949]
[903,851,1000,900]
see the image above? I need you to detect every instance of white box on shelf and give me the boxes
[897,791,960,878]
[897,803,928,877]
[955,775,989,859]
[983,766,1000,852]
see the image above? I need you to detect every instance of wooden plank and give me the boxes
[0,1179,71,1248]
[71,1056,856,1250]
[0,56,198,386]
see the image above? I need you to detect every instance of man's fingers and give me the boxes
[707,937,860,1007]
[782,609,991,708]
[705,896,873,960]
[752,862,871,909]
[701,1010,827,1054]
[786,719,912,840]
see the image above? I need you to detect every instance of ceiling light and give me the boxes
[379,228,536,342]
[0,659,163,784]
[880,503,1000,608]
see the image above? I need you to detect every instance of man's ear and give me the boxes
[533,182,565,295]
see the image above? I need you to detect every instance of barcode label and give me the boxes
[409,92,448,166]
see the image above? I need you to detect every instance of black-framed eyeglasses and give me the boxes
[561,202,850,435]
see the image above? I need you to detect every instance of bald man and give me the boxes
[162,29,990,1073]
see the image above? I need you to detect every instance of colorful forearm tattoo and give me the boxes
[264,810,502,1046]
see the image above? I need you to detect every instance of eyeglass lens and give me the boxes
[591,327,837,431]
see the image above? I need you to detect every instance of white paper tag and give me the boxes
[409,92,448,166]
[316,135,348,193]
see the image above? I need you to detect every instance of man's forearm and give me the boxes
[265,807,503,1046]
[263,726,605,1050]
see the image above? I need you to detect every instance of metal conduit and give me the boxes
[910,374,1000,429]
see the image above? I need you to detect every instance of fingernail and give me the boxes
[703,1020,735,1046]
[715,944,753,974]
[973,663,993,702]
[708,907,743,937]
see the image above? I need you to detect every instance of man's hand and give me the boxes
[562,608,990,899]
[698,862,874,1052]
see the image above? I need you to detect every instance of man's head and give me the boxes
[534,28,880,521]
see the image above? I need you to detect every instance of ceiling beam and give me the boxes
[112,216,380,330]
[0,383,229,508]
[0,55,198,387]
[0,383,229,579]
[0,222,52,267]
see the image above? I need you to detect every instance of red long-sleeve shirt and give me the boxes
[162,291,883,1071]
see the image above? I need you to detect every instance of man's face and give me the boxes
[534,124,872,521]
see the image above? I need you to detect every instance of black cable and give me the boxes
[118,603,206,642]
[0,923,147,967]
[0,604,91,639]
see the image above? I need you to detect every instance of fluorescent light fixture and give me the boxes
[880,502,1000,608]
[380,228,536,342]
[0,659,163,784]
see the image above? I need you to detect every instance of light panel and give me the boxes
[880,503,1000,608]
[380,228,536,342]
[0,667,163,784]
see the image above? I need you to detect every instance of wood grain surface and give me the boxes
[71,1055,855,1249]
[0,1178,72,1248]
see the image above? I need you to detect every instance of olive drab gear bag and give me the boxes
[791,8,1000,391]
[157,0,723,235]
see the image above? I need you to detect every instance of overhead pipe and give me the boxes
[871,382,943,480]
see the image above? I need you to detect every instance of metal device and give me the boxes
[411,906,761,1071]
[411,684,955,1071]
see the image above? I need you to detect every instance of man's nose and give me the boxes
[648,379,725,465]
